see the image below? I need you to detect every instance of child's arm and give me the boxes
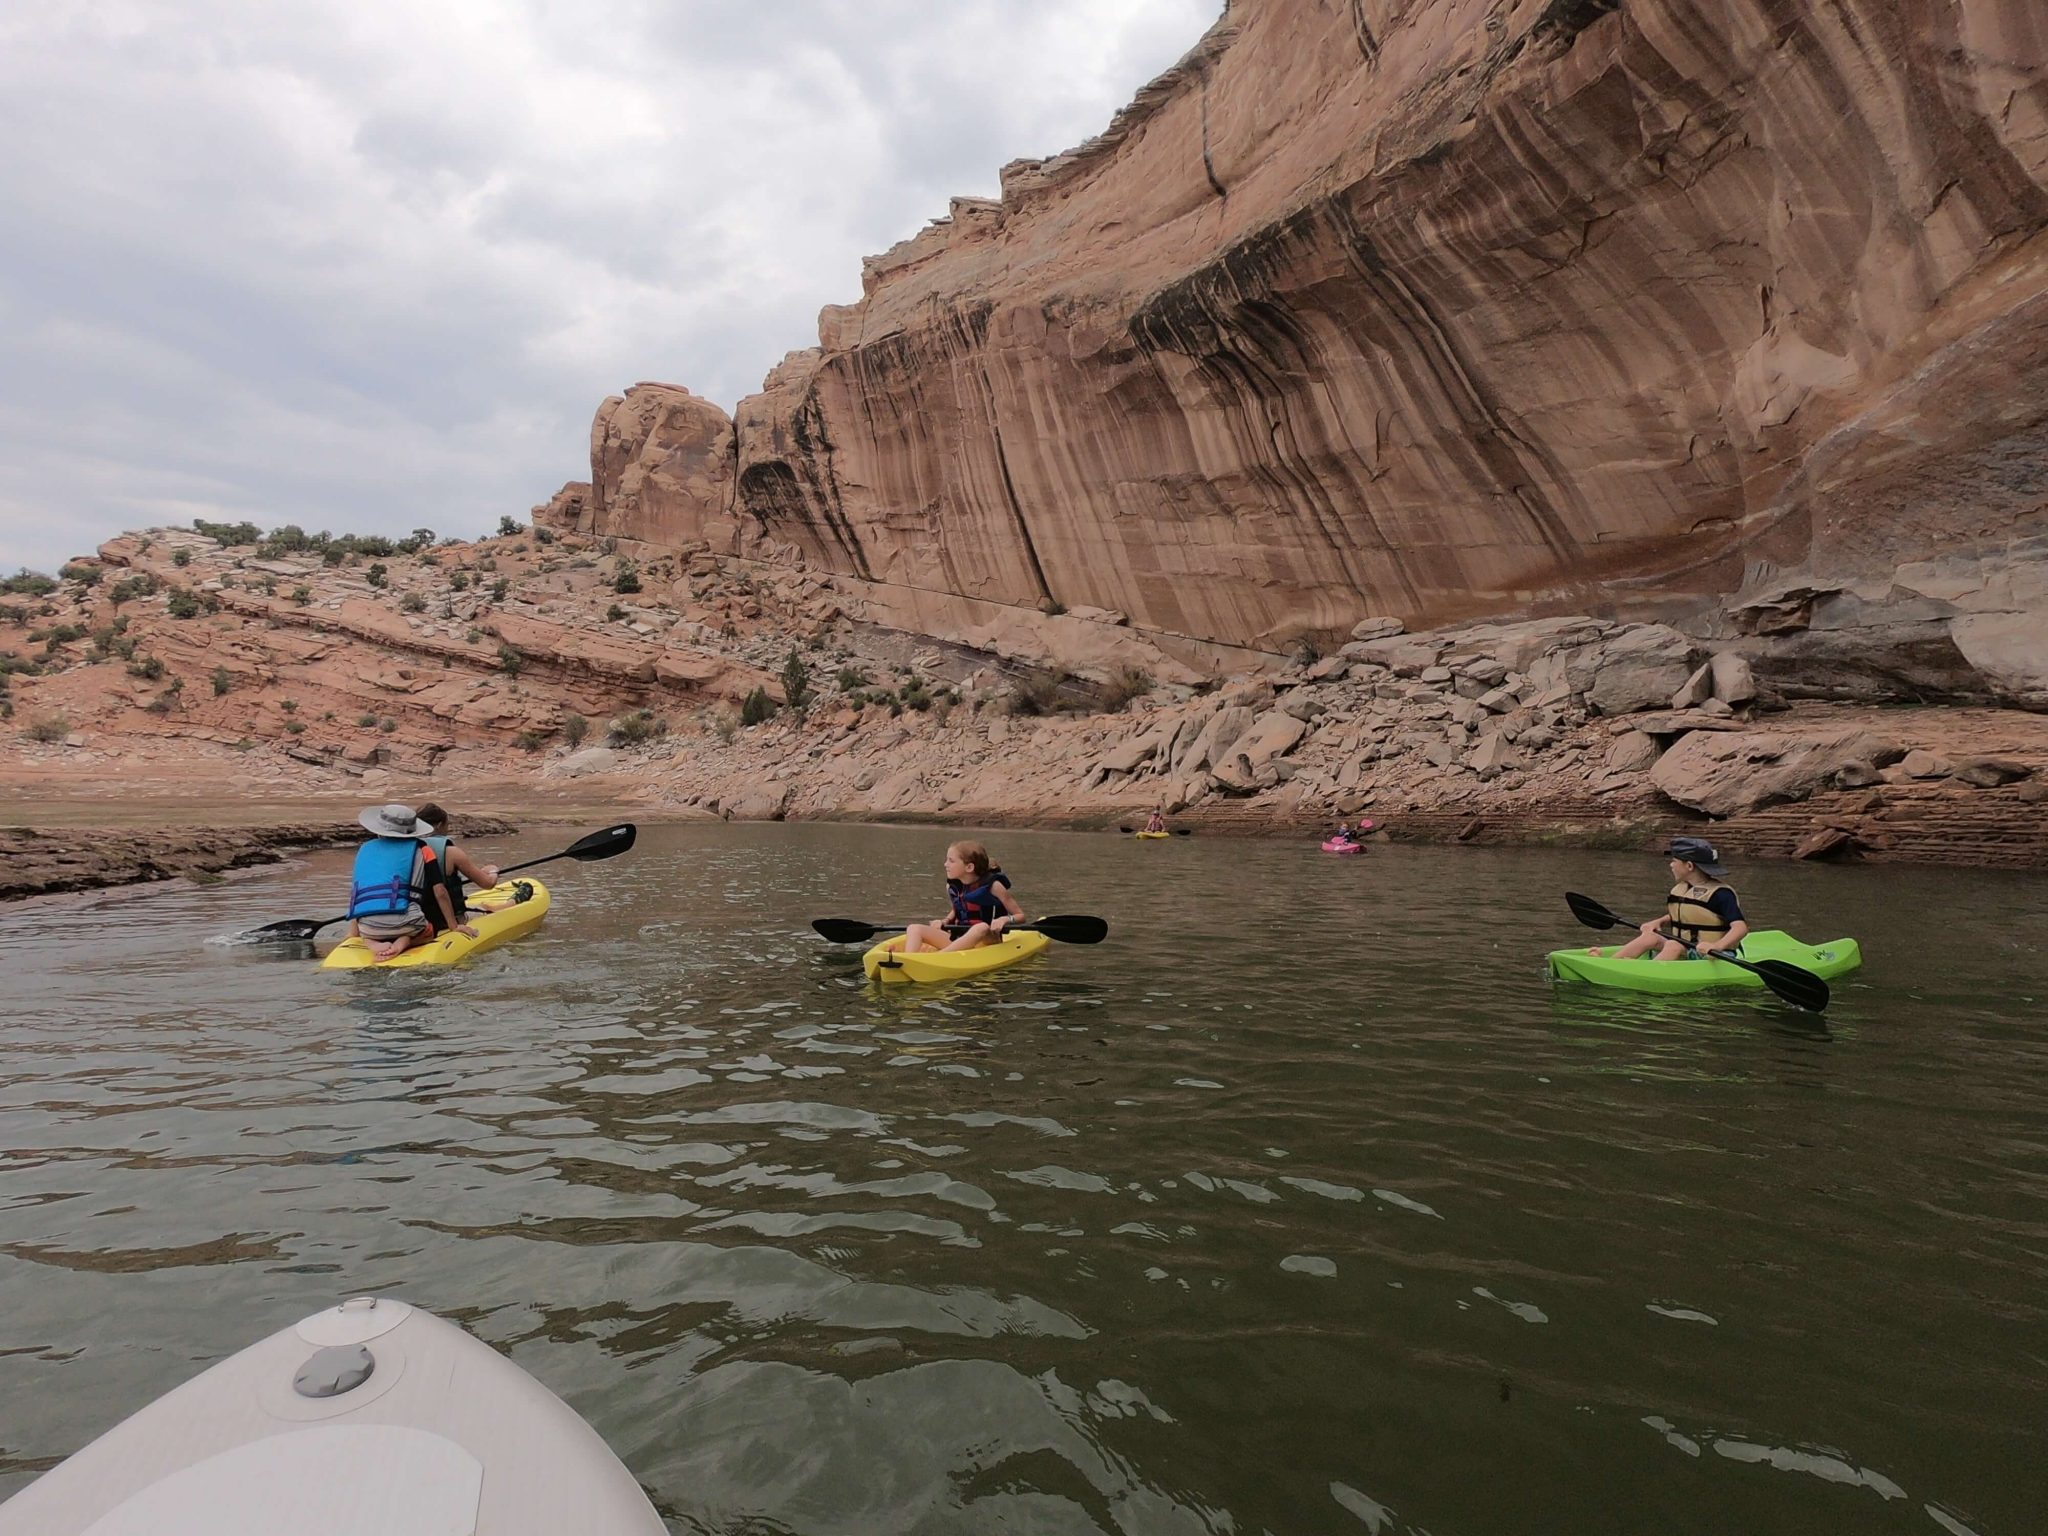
[1705,919,1749,954]
[992,883,1026,930]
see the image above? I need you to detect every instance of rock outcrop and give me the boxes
[578,0,2048,666]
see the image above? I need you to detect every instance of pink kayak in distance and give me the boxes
[1321,820,1374,853]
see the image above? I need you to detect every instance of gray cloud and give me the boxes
[0,0,1217,574]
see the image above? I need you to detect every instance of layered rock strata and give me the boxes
[570,0,2048,665]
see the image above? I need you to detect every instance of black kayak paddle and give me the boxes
[242,823,638,942]
[812,914,1109,946]
[1563,891,1830,1012]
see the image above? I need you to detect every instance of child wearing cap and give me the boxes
[1588,836,1750,962]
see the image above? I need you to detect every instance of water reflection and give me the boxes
[0,828,2041,1533]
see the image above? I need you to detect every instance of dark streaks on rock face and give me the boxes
[573,0,2048,664]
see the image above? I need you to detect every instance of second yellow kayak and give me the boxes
[862,929,1051,983]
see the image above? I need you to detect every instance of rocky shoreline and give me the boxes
[0,817,516,903]
[5,526,2046,881]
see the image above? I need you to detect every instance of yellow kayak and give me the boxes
[862,928,1051,983]
[1133,830,1170,839]
[321,879,551,969]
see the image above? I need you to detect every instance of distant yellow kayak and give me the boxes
[1133,830,1170,839]
[321,878,551,969]
[862,928,1051,983]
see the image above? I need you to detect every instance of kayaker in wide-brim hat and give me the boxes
[347,803,474,961]
[1585,835,1749,963]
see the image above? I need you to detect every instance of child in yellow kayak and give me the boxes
[1588,836,1750,962]
[1143,808,1167,834]
[889,840,1025,954]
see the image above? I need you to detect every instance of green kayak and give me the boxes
[1547,929,1862,994]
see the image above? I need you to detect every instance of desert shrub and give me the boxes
[285,719,305,734]
[22,715,68,742]
[477,556,497,572]
[3,569,58,596]
[279,698,297,713]
[740,686,776,727]
[781,648,812,712]
[358,713,378,728]
[193,518,262,545]
[1004,671,1079,717]
[897,677,932,712]
[490,577,509,602]
[60,562,101,587]
[171,547,193,567]
[39,623,86,656]
[108,574,157,606]
[292,585,311,605]
[562,712,588,747]
[534,526,554,545]
[212,665,232,697]
[836,666,869,691]
[606,603,626,621]
[613,560,641,594]
[465,628,483,644]
[398,528,436,554]
[497,643,523,675]
[365,563,388,588]
[515,728,549,752]
[379,716,396,733]
[166,590,201,619]
[607,708,665,746]
[498,515,521,537]
[128,654,165,681]
[1098,666,1154,712]
[449,571,471,591]
[712,709,738,745]
[400,592,426,613]
[143,692,178,715]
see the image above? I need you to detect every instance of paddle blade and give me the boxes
[1565,891,1629,932]
[1751,958,1831,1012]
[812,917,883,944]
[243,916,336,942]
[1026,914,1109,945]
[565,823,636,861]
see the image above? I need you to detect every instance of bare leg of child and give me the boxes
[940,921,992,953]
[1653,938,1691,962]
[901,922,949,954]
[1590,930,1662,960]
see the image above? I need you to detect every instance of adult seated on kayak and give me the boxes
[346,803,477,962]
[1587,836,1750,963]
[1331,822,1356,844]
[1144,808,1167,834]
[413,802,500,936]
[887,839,1025,955]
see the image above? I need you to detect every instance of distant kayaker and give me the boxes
[1587,837,1750,962]
[414,802,500,935]
[1144,808,1167,834]
[346,803,476,962]
[888,840,1025,955]
[1332,822,1355,844]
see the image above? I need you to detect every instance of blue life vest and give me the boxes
[948,870,1009,928]
[349,836,423,919]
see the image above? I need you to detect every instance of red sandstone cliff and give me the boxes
[565,0,2048,661]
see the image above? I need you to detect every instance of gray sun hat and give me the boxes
[359,803,432,838]
[1664,835,1727,878]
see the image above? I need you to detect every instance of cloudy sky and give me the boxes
[0,0,1217,575]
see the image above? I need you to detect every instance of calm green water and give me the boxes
[0,824,2042,1534]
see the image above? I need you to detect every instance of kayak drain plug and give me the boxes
[293,1343,376,1398]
